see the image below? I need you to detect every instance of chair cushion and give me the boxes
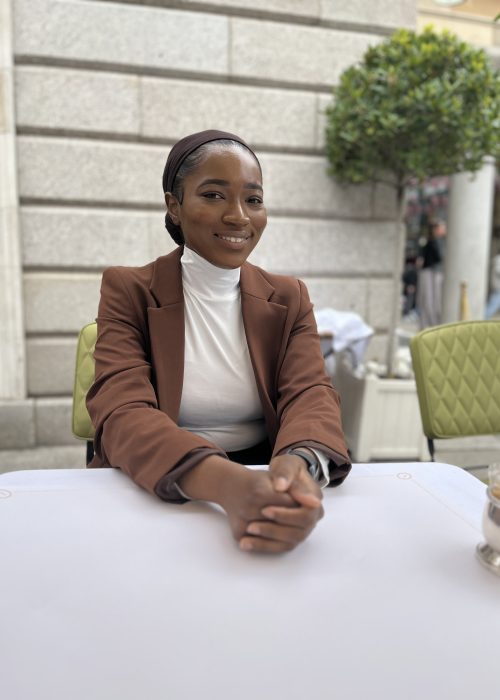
[410,320,500,439]
[72,322,97,440]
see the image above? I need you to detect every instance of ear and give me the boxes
[164,192,180,223]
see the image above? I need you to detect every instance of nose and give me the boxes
[221,199,250,226]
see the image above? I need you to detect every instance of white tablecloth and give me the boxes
[0,463,497,700]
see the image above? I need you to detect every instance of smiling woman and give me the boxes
[86,129,351,554]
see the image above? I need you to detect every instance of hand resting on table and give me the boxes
[178,453,324,554]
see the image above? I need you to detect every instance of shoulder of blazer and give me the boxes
[241,260,304,307]
[101,247,183,309]
[102,259,155,291]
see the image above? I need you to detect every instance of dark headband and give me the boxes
[162,129,259,194]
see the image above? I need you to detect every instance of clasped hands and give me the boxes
[221,452,324,554]
[178,451,324,553]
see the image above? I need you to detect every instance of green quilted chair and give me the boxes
[410,320,500,461]
[72,322,97,464]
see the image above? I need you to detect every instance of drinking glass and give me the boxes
[476,462,500,576]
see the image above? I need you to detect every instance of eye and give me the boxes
[201,192,224,200]
[247,195,264,205]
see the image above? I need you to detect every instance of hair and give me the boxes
[163,139,261,245]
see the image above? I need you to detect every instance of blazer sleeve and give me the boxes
[86,267,226,498]
[272,279,351,486]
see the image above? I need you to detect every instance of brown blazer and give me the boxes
[87,247,350,498]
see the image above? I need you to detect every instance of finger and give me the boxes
[288,482,322,508]
[261,504,324,526]
[239,536,295,553]
[245,481,297,512]
[264,491,297,508]
[242,470,296,510]
[246,520,309,544]
[282,469,323,508]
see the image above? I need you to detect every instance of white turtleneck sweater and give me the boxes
[178,246,267,452]
[177,246,329,485]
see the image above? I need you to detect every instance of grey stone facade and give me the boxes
[0,0,417,469]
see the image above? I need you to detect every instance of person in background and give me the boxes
[485,253,500,319]
[87,129,350,554]
[416,220,446,329]
[402,256,418,318]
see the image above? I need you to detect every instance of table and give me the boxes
[0,463,498,700]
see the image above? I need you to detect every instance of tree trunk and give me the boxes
[385,185,406,377]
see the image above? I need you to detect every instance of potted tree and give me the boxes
[325,27,500,460]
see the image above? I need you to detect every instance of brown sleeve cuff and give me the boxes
[154,447,228,503]
[278,440,351,488]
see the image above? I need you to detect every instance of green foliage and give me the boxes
[325,27,500,187]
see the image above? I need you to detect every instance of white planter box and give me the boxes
[333,359,429,462]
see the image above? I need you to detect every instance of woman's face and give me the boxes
[166,147,267,269]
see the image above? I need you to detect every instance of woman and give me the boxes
[87,129,350,553]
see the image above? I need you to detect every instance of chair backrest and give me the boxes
[410,320,500,440]
[72,322,97,441]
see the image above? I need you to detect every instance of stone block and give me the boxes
[35,397,74,446]
[249,217,394,275]
[14,0,228,76]
[141,78,317,149]
[231,18,377,87]
[23,272,101,333]
[320,0,416,30]
[299,277,367,318]
[21,207,155,268]
[15,66,140,136]
[176,0,320,19]
[315,93,333,150]
[18,138,376,219]
[0,400,35,449]
[150,224,183,260]
[372,182,398,220]
[0,445,86,472]
[18,136,163,206]
[366,278,394,329]
[259,152,373,218]
[27,337,77,396]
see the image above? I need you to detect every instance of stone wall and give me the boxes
[0,0,417,468]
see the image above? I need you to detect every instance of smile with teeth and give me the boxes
[216,234,250,243]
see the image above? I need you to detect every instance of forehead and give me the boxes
[186,146,262,184]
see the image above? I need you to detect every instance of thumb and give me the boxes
[269,455,299,492]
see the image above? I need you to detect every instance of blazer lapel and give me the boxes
[240,264,288,433]
[147,248,185,422]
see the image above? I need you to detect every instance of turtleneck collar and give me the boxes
[181,245,240,300]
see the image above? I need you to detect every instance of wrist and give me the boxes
[286,448,320,481]
[216,461,252,511]
[178,455,248,507]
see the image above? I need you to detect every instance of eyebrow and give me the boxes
[197,178,263,192]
